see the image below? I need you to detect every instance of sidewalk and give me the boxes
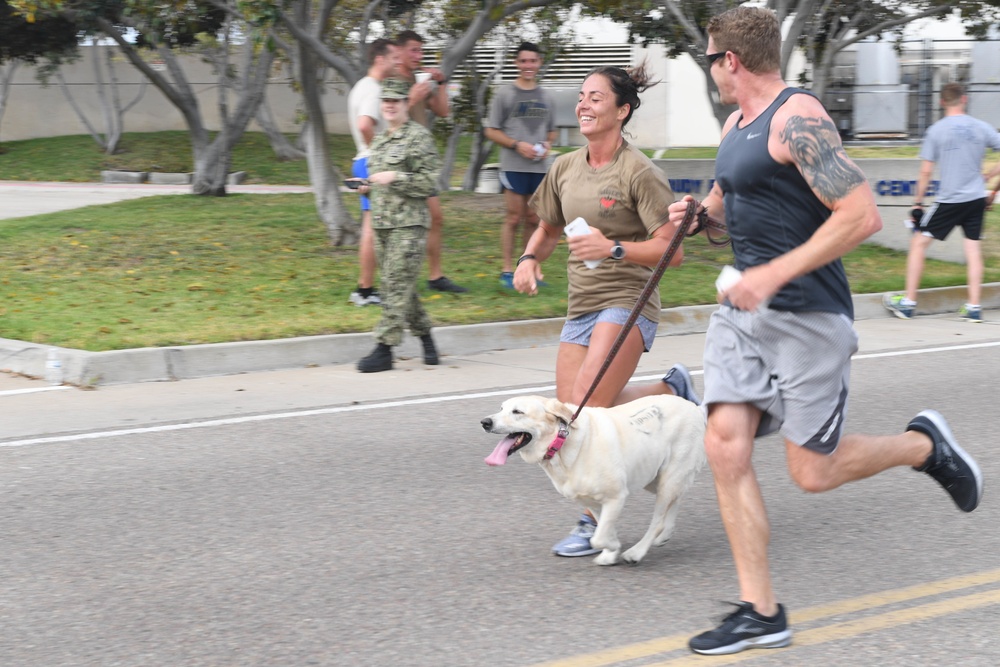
[0,180,312,220]
[2,284,999,387]
[2,180,998,386]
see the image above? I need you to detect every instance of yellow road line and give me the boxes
[650,587,1000,666]
[530,568,1000,667]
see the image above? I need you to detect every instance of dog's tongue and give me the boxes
[485,435,519,466]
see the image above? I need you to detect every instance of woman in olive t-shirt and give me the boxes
[513,64,702,557]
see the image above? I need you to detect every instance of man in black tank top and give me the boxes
[668,6,984,657]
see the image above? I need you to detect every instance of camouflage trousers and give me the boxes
[373,225,432,346]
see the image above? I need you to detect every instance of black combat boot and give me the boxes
[357,343,393,373]
[421,334,439,366]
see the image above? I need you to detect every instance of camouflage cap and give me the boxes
[380,78,411,100]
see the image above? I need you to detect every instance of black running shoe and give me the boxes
[908,410,983,512]
[428,276,468,293]
[689,601,792,656]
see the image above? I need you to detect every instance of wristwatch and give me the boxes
[610,241,626,261]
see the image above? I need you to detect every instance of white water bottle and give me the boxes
[45,349,63,385]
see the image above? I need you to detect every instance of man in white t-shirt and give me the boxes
[347,38,399,306]
[484,41,557,289]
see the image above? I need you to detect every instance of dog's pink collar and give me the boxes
[543,420,570,460]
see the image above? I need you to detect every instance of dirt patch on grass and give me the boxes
[446,192,505,214]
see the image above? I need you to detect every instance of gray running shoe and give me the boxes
[663,364,701,405]
[551,514,600,557]
[689,601,792,655]
[908,410,983,512]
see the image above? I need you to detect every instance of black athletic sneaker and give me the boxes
[428,276,468,293]
[689,601,792,655]
[908,409,983,512]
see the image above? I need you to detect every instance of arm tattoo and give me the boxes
[780,115,866,206]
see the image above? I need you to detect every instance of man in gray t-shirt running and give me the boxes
[484,42,557,288]
[884,82,1000,322]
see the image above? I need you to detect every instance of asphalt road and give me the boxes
[2,320,999,666]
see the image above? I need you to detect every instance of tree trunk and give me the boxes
[438,120,463,193]
[104,47,150,155]
[462,131,494,192]
[55,47,146,155]
[811,47,837,100]
[192,141,229,197]
[190,42,274,195]
[94,17,269,197]
[256,92,306,161]
[0,61,21,141]
[57,69,108,150]
[299,45,356,245]
[460,56,504,191]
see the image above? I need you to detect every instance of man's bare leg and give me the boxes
[964,237,982,306]
[704,403,777,616]
[501,189,524,274]
[426,195,444,281]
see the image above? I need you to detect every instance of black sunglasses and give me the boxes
[706,51,727,66]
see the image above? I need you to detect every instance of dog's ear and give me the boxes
[543,397,574,425]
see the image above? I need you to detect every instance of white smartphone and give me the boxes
[715,265,742,293]
[716,265,770,309]
[564,217,602,269]
[564,217,590,237]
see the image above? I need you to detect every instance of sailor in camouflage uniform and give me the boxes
[355,77,442,373]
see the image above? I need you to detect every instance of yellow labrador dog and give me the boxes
[481,394,706,565]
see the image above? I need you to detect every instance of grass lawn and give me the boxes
[0,132,996,352]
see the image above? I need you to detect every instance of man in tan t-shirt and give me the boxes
[396,30,467,293]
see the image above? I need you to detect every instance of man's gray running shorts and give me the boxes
[703,306,858,454]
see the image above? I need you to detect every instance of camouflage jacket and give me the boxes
[368,120,441,230]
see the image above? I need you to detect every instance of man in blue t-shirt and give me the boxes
[884,82,1000,322]
[484,42,557,289]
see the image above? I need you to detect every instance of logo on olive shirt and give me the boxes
[598,189,622,218]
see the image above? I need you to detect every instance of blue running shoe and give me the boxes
[663,363,701,405]
[499,272,514,289]
[883,294,915,319]
[552,514,599,557]
[959,304,982,322]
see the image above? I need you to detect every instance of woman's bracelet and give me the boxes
[516,254,536,267]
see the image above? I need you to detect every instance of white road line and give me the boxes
[2,340,999,449]
[0,385,71,397]
[0,385,554,448]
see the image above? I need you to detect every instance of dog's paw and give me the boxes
[621,546,648,564]
[593,550,620,566]
[652,532,674,547]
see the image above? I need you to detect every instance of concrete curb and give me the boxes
[3,284,998,386]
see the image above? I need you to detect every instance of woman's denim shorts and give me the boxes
[559,307,657,352]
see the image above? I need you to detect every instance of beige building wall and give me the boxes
[2,44,726,147]
[1,46,350,142]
